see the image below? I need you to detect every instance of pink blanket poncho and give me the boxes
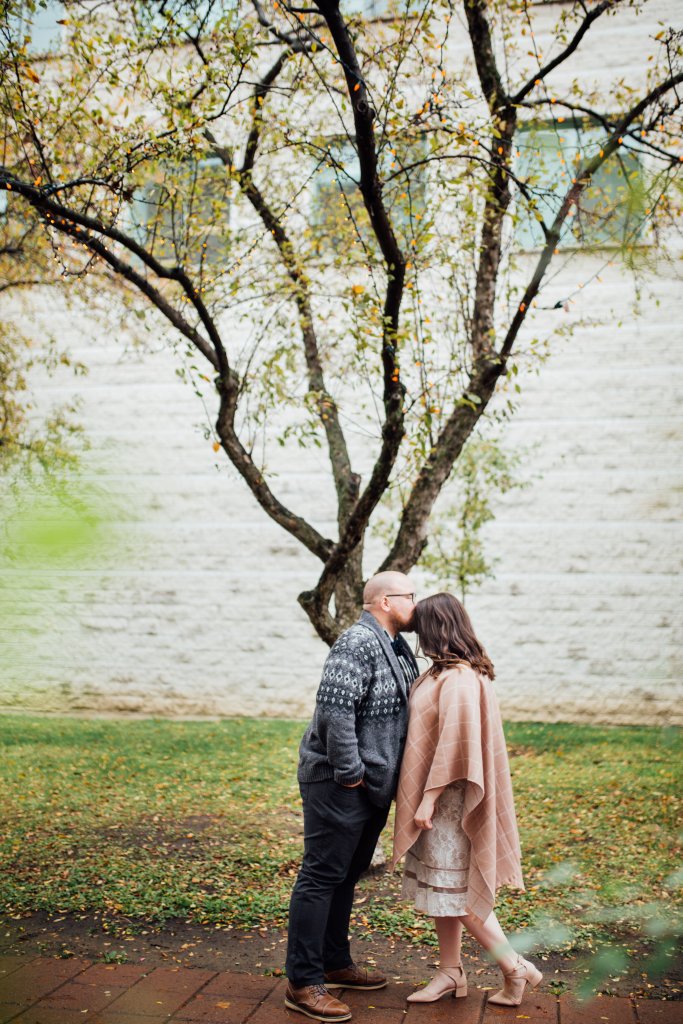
[392,664,525,920]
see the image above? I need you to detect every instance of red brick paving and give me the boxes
[6,1008,89,1024]
[33,978,130,1012]
[0,956,677,1024]
[91,1016,180,1024]
[635,1003,683,1023]
[562,994,637,1022]
[72,963,150,987]
[482,989,558,1021]
[97,970,204,1018]
[0,957,90,1006]
[322,987,413,1023]
[328,1011,406,1024]
[143,967,217,993]
[0,1006,22,1024]
[341,983,412,1010]
[0,960,30,981]
[402,993,482,1022]
[199,972,277,999]
[172,994,256,1023]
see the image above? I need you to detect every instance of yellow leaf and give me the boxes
[24,66,40,83]
[212,441,220,452]
[351,284,364,295]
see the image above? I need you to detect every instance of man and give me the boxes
[284,571,420,1022]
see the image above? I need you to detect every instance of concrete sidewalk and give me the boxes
[0,956,679,1024]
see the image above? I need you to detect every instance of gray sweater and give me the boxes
[297,611,420,807]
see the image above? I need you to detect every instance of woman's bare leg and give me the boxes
[434,916,464,966]
[459,910,518,973]
[407,918,467,1002]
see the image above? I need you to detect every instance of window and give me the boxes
[341,0,420,17]
[514,120,647,251]
[310,134,428,249]
[135,0,238,36]
[342,0,392,15]
[129,157,231,268]
[16,0,64,55]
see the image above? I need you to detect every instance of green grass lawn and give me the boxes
[1,715,680,970]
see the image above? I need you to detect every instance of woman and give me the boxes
[392,593,542,1007]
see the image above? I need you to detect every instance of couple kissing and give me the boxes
[284,571,541,1022]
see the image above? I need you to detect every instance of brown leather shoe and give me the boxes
[324,962,388,990]
[284,982,352,1021]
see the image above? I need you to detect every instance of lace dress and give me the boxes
[401,780,470,916]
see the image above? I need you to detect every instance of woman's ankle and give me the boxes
[498,952,520,975]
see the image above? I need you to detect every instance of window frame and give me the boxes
[512,116,650,254]
[128,155,232,269]
[16,0,65,57]
[309,132,429,247]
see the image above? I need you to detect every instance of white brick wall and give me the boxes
[1,251,681,726]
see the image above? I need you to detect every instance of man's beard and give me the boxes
[392,607,416,634]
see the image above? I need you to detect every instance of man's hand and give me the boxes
[414,794,437,829]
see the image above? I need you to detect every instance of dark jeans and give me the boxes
[285,778,390,988]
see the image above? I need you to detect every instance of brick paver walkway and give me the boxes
[0,956,679,1024]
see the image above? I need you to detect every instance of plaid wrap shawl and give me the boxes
[392,664,525,920]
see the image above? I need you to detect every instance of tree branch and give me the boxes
[509,0,619,106]
[463,0,507,112]
[216,392,335,563]
[463,0,517,359]
[0,171,227,373]
[297,0,409,619]
[0,277,47,293]
[517,97,682,165]
[205,47,360,537]
[381,67,683,575]
[499,69,683,364]
[1,173,336,564]
[40,214,223,372]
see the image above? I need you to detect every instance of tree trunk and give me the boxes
[333,547,364,631]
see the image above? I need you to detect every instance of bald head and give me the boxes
[363,571,413,606]
[362,571,417,636]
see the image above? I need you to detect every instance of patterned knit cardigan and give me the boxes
[297,611,419,808]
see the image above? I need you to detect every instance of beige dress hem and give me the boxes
[401,780,470,916]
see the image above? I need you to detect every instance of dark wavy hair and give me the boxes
[414,593,495,680]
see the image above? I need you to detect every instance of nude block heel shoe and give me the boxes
[406,964,468,1003]
[487,955,543,1007]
